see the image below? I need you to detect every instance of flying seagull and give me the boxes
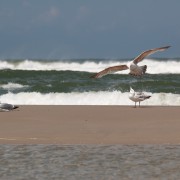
[0,102,19,112]
[129,87,151,108]
[91,46,170,78]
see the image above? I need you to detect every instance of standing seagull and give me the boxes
[91,46,170,78]
[129,87,151,108]
[0,102,19,112]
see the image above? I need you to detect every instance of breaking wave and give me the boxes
[0,59,180,74]
[0,91,180,105]
[0,83,28,91]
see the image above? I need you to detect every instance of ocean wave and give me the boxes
[1,91,180,105]
[0,59,180,74]
[0,83,28,91]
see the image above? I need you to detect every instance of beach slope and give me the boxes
[0,106,179,144]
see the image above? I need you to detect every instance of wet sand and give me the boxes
[0,105,180,144]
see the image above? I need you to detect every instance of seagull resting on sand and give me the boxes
[91,46,170,78]
[129,87,151,108]
[0,102,19,112]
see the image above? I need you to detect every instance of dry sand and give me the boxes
[0,105,180,144]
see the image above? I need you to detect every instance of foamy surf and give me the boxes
[0,91,179,105]
[0,83,28,90]
[0,59,180,74]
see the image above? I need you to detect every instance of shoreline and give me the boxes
[0,105,180,144]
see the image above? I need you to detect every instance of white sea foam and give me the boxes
[0,83,28,90]
[0,91,179,105]
[0,59,180,74]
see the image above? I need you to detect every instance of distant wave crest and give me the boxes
[0,59,180,74]
[0,82,28,91]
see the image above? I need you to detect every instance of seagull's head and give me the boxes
[130,86,135,94]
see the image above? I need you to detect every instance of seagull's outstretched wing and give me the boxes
[91,65,128,78]
[133,46,170,64]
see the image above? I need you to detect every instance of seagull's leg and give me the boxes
[139,101,140,107]
[140,76,143,92]
[134,102,136,108]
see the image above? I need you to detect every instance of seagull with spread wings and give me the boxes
[91,46,170,78]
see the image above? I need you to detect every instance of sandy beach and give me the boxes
[0,105,179,144]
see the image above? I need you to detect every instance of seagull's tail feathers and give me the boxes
[140,65,147,75]
[13,105,19,110]
[145,95,151,99]
[129,65,147,76]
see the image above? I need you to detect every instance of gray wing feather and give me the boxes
[91,65,128,78]
[133,46,170,64]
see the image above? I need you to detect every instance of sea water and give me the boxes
[1,59,180,179]
[0,58,180,105]
[0,145,180,179]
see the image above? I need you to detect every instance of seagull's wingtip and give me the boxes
[162,45,171,49]
[90,74,97,78]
